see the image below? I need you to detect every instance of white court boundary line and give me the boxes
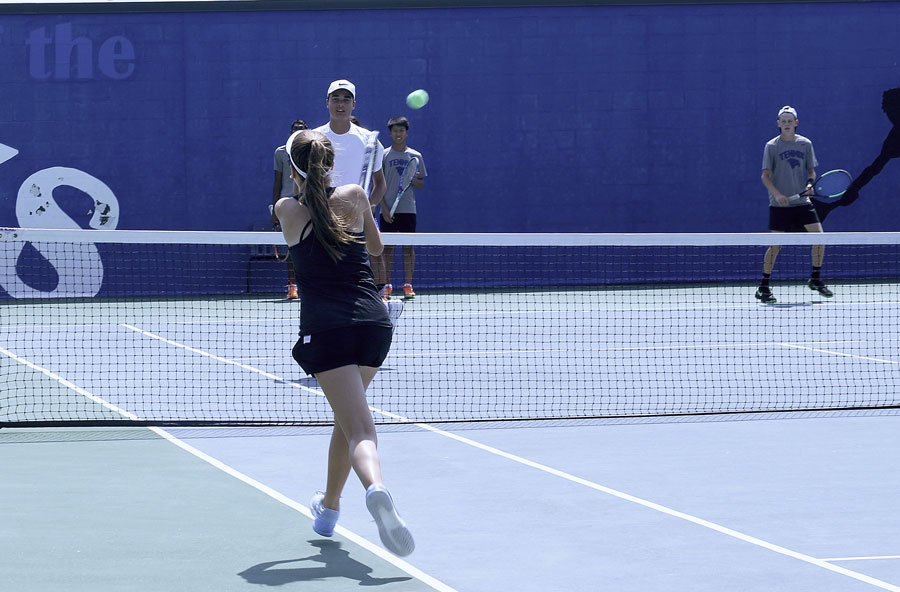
[0,342,457,592]
[6,328,900,590]
[823,555,900,562]
[0,345,139,420]
[782,343,900,365]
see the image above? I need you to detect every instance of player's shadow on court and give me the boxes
[237,540,411,587]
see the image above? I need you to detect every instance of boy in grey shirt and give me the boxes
[378,116,427,300]
[756,106,833,303]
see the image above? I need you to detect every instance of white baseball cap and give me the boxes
[778,105,797,118]
[327,79,355,98]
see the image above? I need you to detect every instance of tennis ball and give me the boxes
[406,89,429,109]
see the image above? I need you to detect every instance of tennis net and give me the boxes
[2,227,899,427]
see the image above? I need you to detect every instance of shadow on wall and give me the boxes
[815,87,900,222]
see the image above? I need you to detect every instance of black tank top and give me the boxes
[288,219,391,335]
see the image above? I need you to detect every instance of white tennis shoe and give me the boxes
[309,492,339,537]
[365,484,414,556]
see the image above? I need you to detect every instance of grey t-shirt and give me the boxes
[762,135,818,207]
[382,148,427,215]
[274,146,296,197]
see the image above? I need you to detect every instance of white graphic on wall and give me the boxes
[2,156,120,298]
[0,143,18,166]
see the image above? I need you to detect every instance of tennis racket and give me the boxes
[792,169,853,200]
[358,131,380,197]
[388,157,419,218]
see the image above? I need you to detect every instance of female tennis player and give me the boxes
[274,129,414,557]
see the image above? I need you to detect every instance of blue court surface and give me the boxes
[3,286,900,591]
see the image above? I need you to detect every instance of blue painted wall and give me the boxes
[1,2,899,237]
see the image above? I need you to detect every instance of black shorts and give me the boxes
[768,205,821,232]
[292,324,392,375]
[381,213,417,233]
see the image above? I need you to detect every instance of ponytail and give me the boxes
[288,131,359,262]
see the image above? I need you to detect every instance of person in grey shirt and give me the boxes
[378,116,427,300]
[272,119,307,299]
[756,106,833,304]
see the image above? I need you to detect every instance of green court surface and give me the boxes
[0,428,426,591]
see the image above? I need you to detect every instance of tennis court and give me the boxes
[3,229,900,590]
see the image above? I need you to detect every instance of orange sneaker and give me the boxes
[402,284,415,299]
[286,283,298,299]
[382,284,393,301]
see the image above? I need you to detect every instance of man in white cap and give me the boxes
[314,80,389,296]
[756,105,833,304]
[313,80,386,201]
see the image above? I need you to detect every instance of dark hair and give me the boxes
[288,130,358,262]
[349,116,361,127]
[387,116,410,131]
[291,119,307,132]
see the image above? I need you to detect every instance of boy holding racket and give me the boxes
[756,105,833,304]
[377,116,427,300]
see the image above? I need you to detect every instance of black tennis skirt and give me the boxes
[291,324,392,375]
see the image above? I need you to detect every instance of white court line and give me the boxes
[824,555,900,562]
[0,345,139,420]
[119,323,315,392]
[406,300,900,318]
[11,327,900,590]
[0,317,284,331]
[387,338,900,358]
[3,298,898,330]
[0,342,457,592]
[781,343,900,365]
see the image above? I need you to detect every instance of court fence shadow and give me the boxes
[237,540,411,587]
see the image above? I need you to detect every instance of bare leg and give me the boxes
[402,246,415,286]
[811,244,825,267]
[382,245,396,288]
[318,365,380,510]
[762,244,782,275]
[322,426,351,510]
[805,222,825,267]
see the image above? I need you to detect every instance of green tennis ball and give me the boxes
[406,89,429,109]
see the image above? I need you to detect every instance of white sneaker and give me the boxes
[310,492,339,537]
[365,484,414,556]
